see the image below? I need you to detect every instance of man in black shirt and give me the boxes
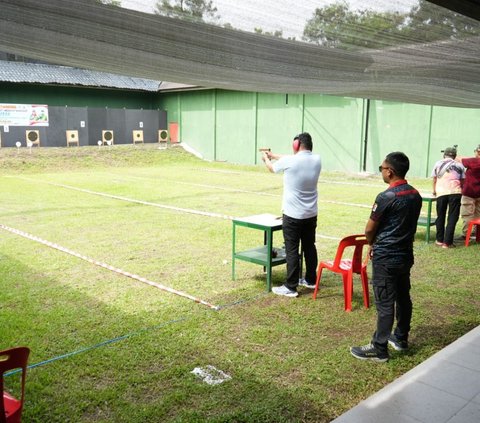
[351,152,422,362]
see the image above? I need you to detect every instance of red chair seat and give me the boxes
[324,259,354,271]
[3,391,22,421]
[313,234,369,312]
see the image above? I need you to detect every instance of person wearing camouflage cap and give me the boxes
[431,146,465,248]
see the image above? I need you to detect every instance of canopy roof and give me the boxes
[0,60,160,91]
[0,0,479,107]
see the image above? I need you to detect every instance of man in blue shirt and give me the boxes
[351,152,422,362]
[262,132,322,297]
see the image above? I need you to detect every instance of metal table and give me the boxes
[232,213,287,292]
[418,194,437,243]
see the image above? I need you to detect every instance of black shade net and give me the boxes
[0,0,479,107]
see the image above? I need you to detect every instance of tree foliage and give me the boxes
[303,1,404,49]
[254,28,283,38]
[303,0,479,49]
[404,0,479,43]
[97,0,121,6]
[155,0,219,23]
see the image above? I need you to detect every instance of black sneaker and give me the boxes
[350,344,388,363]
[298,278,316,289]
[388,334,409,351]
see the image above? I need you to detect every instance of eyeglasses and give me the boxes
[378,165,391,172]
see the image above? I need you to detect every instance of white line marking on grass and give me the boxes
[319,179,382,188]
[321,199,370,209]
[11,176,343,241]
[14,177,235,220]
[198,168,244,175]
[197,168,382,187]
[174,180,281,197]
[170,180,371,208]
[0,224,220,310]
[317,234,342,241]
[174,181,371,208]
[103,174,371,208]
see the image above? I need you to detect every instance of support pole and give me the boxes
[362,99,371,172]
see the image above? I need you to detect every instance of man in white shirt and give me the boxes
[262,132,322,297]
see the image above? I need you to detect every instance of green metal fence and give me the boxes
[156,89,480,177]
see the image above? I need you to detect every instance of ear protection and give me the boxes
[292,138,300,152]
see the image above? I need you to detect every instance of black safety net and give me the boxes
[0,0,479,107]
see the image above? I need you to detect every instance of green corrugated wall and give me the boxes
[156,89,480,177]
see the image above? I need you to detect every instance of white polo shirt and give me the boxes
[272,150,321,219]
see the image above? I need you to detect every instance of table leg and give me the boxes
[263,230,267,273]
[426,200,432,243]
[232,222,236,280]
[266,228,273,292]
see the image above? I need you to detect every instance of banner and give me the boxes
[0,104,49,126]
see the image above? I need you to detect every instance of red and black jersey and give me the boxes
[370,180,422,265]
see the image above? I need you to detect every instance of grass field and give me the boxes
[1,144,478,422]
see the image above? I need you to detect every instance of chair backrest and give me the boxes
[332,234,368,273]
[0,347,30,423]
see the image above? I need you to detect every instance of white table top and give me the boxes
[233,213,283,227]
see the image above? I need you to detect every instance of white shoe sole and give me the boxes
[388,339,408,351]
[272,288,298,297]
[350,350,388,363]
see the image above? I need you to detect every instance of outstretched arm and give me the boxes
[262,151,275,173]
[266,151,284,160]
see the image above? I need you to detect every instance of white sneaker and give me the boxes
[298,278,316,289]
[272,285,298,297]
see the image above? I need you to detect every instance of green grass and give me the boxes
[1,144,478,422]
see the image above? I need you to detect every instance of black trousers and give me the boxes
[282,214,318,291]
[436,194,461,245]
[371,262,412,354]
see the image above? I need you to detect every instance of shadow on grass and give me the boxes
[1,253,339,422]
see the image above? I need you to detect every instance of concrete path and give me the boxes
[332,325,480,423]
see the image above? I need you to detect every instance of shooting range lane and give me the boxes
[15,177,235,220]
[108,173,373,208]
[1,170,433,380]
[10,175,348,241]
[0,223,220,310]
[9,169,377,241]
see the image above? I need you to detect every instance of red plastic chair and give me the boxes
[0,347,30,423]
[313,234,369,312]
[465,217,480,247]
